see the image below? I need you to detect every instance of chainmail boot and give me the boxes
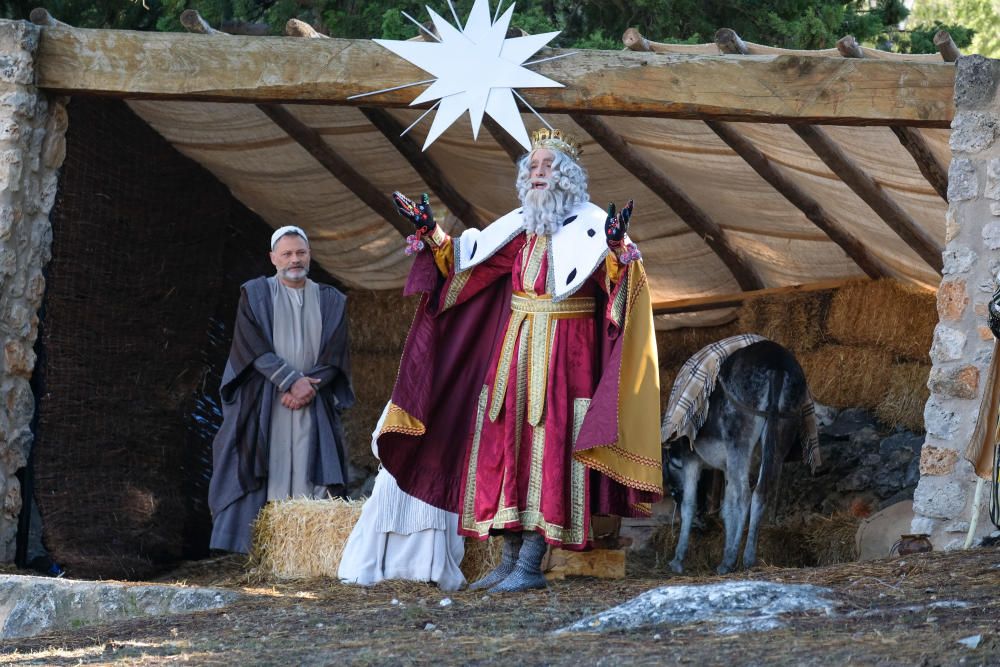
[468,531,523,590]
[489,531,548,593]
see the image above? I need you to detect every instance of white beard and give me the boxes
[520,183,573,236]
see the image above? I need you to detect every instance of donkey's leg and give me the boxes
[718,449,751,575]
[669,456,701,574]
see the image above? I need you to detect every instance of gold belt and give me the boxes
[490,292,596,426]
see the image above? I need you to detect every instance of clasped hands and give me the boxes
[281,376,321,410]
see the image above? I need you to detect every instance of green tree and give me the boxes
[910,0,998,57]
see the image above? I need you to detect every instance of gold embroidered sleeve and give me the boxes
[605,251,624,285]
[427,226,454,277]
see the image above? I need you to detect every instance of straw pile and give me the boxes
[803,513,861,565]
[875,362,931,432]
[825,279,936,361]
[799,344,894,409]
[657,321,741,412]
[460,535,503,584]
[248,497,364,580]
[737,290,832,354]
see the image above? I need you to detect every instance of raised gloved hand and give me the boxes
[392,191,436,234]
[605,199,633,247]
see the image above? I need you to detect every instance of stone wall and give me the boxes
[914,55,1000,548]
[0,21,65,560]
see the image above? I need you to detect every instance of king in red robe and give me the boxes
[378,128,662,592]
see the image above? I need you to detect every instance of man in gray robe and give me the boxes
[208,225,354,553]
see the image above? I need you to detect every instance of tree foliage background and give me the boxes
[0,0,975,55]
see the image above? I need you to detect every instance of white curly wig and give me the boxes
[515,149,589,236]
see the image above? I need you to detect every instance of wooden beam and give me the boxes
[484,116,528,164]
[890,126,949,202]
[29,8,69,28]
[256,104,411,238]
[652,279,865,315]
[791,125,943,273]
[29,24,956,127]
[285,18,325,38]
[934,30,962,63]
[833,41,949,203]
[179,9,224,35]
[572,114,765,291]
[622,27,652,52]
[359,107,487,230]
[706,120,890,279]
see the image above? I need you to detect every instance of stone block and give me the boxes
[991,201,1000,217]
[947,158,977,201]
[912,477,966,519]
[975,302,988,317]
[927,364,979,399]
[979,325,994,341]
[936,279,968,320]
[955,55,1000,110]
[919,444,960,475]
[1,476,17,519]
[2,339,34,377]
[4,377,33,430]
[951,111,1000,154]
[923,397,959,439]
[942,245,977,275]
[985,221,1000,249]
[930,325,966,363]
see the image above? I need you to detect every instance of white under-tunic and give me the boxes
[338,404,466,591]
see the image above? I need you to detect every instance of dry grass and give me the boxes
[875,362,931,432]
[341,351,402,472]
[737,290,833,354]
[657,321,742,412]
[803,513,861,566]
[460,535,503,584]
[348,289,420,354]
[826,279,936,361]
[248,497,365,581]
[800,344,894,409]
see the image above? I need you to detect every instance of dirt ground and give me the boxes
[1,546,998,666]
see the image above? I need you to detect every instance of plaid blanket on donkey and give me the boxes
[661,334,821,473]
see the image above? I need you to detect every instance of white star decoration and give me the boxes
[356,0,566,151]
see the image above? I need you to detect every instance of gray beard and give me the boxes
[520,186,573,236]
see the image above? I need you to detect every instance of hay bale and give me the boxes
[800,344,894,410]
[650,519,814,574]
[342,351,403,472]
[249,498,364,580]
[803,513,860,565]
[348,289,420,354]
[460,536,503,583]
[875,362,930,432]
[737,290,833,355]
[657,321,741,413]
[826,279,936,361]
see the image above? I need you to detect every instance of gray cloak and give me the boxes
[208,276,354,553]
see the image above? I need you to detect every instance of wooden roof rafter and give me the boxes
[170,10,413,239]
[572,113,765,291]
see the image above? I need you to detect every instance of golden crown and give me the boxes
[530,127,583,161]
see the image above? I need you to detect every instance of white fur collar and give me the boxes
[454,201,609,301]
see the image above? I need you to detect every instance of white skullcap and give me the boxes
[270,225,308,250]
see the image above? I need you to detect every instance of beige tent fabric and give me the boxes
[128,89,948,327]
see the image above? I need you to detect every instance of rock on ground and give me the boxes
[556,581,837,634]
[0,574,240,639]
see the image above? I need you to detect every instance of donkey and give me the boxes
[664,340,810,575]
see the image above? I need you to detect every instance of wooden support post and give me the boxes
[484,116,528,164]
[890,126,949,202]
[836,35,864,59]
[791,125,943,273]
[28,8,70,28]
[934,30,962,63]
[833,41,949,203]
[621,27,652,52]
[572,113,765,291]
[651,278,868,315]
[257,104,410,238]
[707,120,890,279]
[360,107,487,230]
[179,9,225,35]
[715,28,749,55]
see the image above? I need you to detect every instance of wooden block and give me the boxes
[543,548,626,581]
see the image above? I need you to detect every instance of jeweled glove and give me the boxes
[393,191,436,234]
[605,199,633,248]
